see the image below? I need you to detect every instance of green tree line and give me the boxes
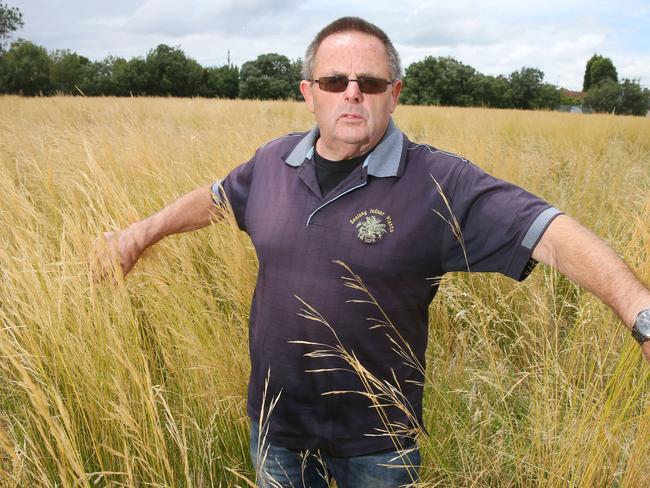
[0,37,564,109]
[0,39,295,100]
[0,39,561,109]
[1,2,648,114]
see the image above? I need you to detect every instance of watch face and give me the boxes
[637,309,650,337]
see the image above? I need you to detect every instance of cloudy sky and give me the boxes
[11,0,650,91]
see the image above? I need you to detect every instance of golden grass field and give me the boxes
[0,95,649,487]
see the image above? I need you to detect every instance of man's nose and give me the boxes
[343,79,363,102]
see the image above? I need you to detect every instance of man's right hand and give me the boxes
[89,183,220,281]
[91,225,146,280]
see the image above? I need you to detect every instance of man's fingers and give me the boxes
[89,226,145,282]
[89,231,123,282]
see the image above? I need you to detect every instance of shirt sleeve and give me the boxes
[211,156,256,232]
[440,161,562,281]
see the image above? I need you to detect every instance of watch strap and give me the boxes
[631,325,649,345]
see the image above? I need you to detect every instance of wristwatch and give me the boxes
[631,309,650,345]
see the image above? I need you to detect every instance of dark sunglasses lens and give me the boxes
[319,76,348,92]
[358,78,388,93]
[317,76,390,93]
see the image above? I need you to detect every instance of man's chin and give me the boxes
[333,127,370,146]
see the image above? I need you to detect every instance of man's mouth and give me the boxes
[339,113,365,120]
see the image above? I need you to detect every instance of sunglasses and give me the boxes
[311,76,395,94]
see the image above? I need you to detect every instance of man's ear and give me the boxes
[390,79,402,113]
[300,80,315,113]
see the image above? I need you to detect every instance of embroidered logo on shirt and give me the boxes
[349,209,395,244]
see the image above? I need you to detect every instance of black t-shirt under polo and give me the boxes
[212,120,561,457]
[314,147,369,197]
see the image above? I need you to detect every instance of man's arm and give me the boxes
[92,183,221,278]
[532,214,650,362]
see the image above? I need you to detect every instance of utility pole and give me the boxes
[227,50,230,67]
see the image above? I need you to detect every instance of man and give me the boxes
[95,17,650,488]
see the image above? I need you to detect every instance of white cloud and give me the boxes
[617,55,650,87]
[127,0,305,37]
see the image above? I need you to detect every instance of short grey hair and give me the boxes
[302,17,402,81]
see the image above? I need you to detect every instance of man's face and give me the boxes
[299,31,402,159]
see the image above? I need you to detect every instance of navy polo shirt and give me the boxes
[212,119,561,457]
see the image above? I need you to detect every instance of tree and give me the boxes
[583,58,648,116]
[112,57,150,96]
[401,56,477,106]
[0,39,51,95]
[466,74,510,108]
[534,82,562,110]
[505,67,559,110]
[0,1,23,53]
[199,65,239,98]
[239,53,301,100]
[145,44,203,97]
[617,78,650,116]
[290,58,302,99]
[584,79,621,113]
[583,54,618,92]
[559,91,583,107]
[76,56,120,96]
[49,49,89,94]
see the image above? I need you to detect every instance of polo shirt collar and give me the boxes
[283,118,404,177]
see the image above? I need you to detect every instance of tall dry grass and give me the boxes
[0,95,649,487]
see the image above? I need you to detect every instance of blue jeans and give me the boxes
[249,420,421,488]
